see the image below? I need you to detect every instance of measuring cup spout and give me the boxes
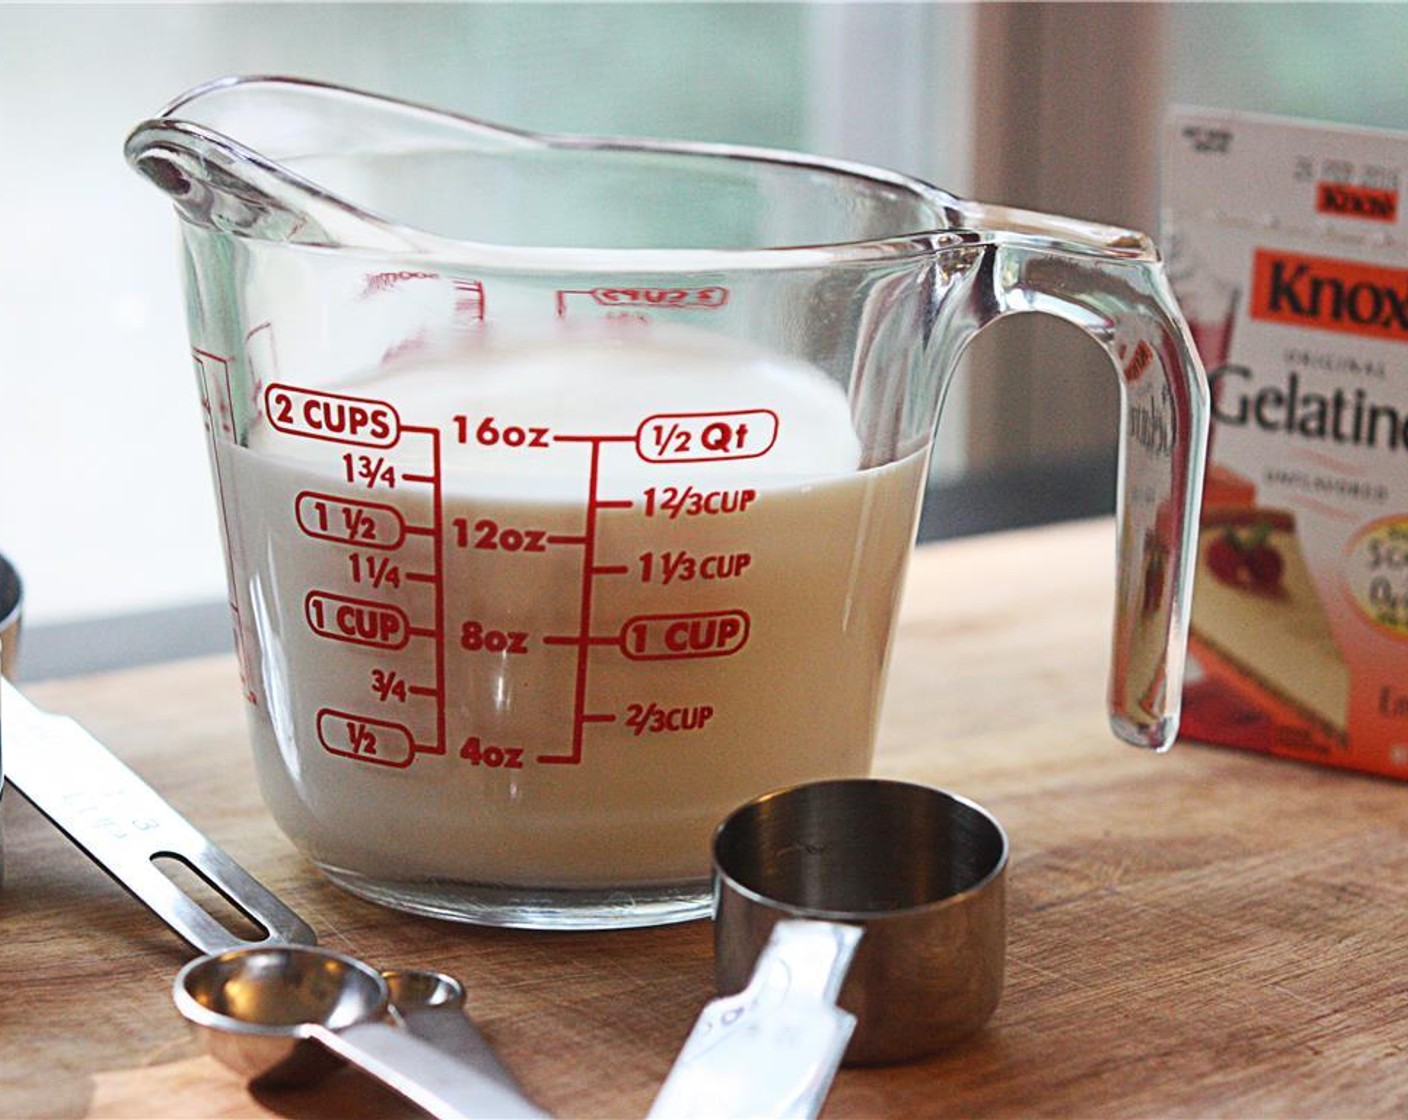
[124,76,541,252]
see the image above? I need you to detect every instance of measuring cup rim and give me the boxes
[128,74,1160,273]
[174,944,390,1037]
[711,778,1009,924]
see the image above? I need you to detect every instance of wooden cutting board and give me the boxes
[3,519,1407,1118]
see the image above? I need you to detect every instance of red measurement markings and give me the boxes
[535,434,634,764]
[542,434,636,541]
[358,275,485,359]
[459,737,525,769]
[265,384,401,447]
[453,278,487,321]
[454,517,549,553]
[637,410,778,463]
[370,668,410,703]
[370,666,438,702]
[642,484,758,519]
[455,415,552,448]
[317,709,442,768]
[359,269,439,299]
[347,552,402,589]
[295,492,406,548]
[554,285,729,318]
[546,488,634,551]
[460,621,530,654]
[619,610,750,660]
[399,422,449,753]
[624,701,716,736]
[638,550,752,584]
[243,323,276,407]
[342,453,398,490]
[305,591,410,650]
[192,348,257,707]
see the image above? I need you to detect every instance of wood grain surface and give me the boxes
[2,519,1406,1119]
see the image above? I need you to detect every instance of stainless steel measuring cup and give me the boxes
[0,551,20,680]
[0,549,21,886]
[649,779,1007,1119]
[0,679,546,1117]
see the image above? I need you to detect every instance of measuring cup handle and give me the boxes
[946,205,1210,750]
[313,1020,550,1120]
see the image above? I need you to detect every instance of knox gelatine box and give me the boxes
[1166,106,1408,780]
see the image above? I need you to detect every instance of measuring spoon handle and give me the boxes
[0,678,315,954]
[648,919,862,1120]
[393,1002,533,1097]
[313,1020,550,1119]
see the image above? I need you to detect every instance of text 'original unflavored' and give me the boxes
[1166,106,1408,779]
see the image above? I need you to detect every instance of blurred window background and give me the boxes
[2,2,1407,675]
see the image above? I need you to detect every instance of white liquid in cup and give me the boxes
[216,330,927,899]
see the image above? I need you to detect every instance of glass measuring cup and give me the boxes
[125,76,1207,930]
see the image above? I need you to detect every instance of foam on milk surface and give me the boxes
[221,332,927,888]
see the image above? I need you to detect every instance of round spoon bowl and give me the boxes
[175,945,389,1086]
[383,968,464,1011]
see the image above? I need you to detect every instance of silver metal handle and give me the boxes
[391,1001,527,1096]
[385,969,546,1116]
[313,1020,549,1120]
[648,919,862,1120]
[0,677,315,953]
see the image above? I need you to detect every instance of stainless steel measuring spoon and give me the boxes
[649,778,1008,1119]
[176,944,546,1118]
[0,678,547,1117]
